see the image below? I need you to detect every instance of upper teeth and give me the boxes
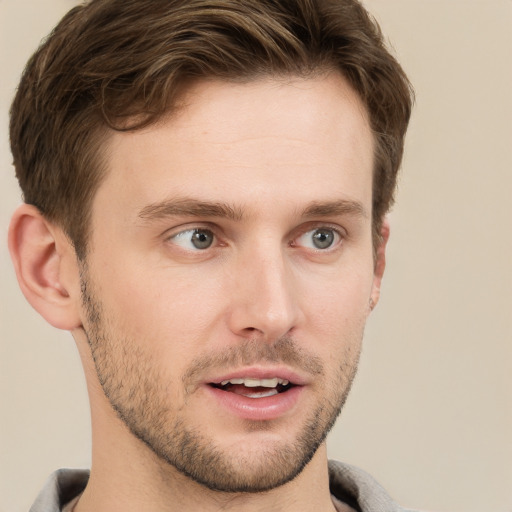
[220,378,289,388]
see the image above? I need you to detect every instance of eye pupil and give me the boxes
[312,229,334,249]
[191,230,213,249]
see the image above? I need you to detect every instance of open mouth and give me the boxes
[210,377,294,398]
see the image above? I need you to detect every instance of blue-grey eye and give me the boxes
[170,229,214,250]
[296,228,339,250]
[311,229,335,249]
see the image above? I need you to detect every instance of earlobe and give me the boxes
[8,204,82,330]
[369,218,390,311]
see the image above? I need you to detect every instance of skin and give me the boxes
[9,73,388,512]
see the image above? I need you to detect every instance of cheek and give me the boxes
[300,261,374,321]
[95,260,226,352]
[296,261,373,366]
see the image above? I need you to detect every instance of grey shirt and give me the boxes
[29,461,415,512]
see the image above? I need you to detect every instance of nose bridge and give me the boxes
[228,238,299,340]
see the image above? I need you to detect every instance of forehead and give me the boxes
[94,73,374,224]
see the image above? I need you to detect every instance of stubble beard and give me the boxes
[80,269,362,493]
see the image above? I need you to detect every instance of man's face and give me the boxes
[79,74,378,492]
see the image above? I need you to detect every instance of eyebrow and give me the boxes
[138,197,367,222]
[301,199,368,219]
[138,198,244,222]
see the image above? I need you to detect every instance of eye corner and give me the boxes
[166,227,217,251]
[290,226,340,252]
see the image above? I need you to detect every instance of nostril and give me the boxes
[239,326,261,336]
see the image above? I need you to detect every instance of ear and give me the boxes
[369,218,390,311]
[8,204,83,330]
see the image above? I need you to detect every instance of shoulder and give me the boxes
[329,460,418,512]
[30,469,89,512]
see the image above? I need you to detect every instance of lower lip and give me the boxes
[205,385,304,421]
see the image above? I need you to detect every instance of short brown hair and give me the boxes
[10,0,413,258]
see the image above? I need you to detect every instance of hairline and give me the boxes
[74,71,384,260]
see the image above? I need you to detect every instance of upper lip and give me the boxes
[205,366,309,387]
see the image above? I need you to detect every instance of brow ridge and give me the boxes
[301,199,367,219]
[138,198,244,222]
[138,197,367,223]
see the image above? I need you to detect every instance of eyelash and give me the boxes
[167,227,218,251]
[165,224,345,253]
[291,225,344,251]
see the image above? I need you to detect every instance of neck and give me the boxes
[77,432,335,512]
[74,335,337,512]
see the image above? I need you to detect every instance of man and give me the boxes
[8,0,413,510]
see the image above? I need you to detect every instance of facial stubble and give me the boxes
[79,266,363,493]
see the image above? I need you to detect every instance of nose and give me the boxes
[226,245,302,342]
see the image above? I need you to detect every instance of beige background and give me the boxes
[1,1,511,511]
